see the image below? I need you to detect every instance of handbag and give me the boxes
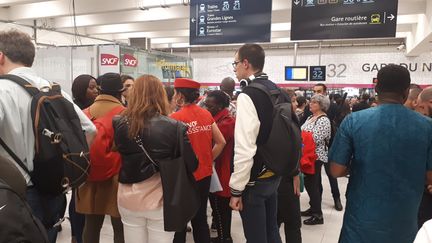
[135,123,200,231]
[209,163,223,193]
[300,130,318,174]
[300,116,322,175]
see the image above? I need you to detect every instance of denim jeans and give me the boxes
[26,187,65,243]
[240,176,282,243]
[277,176,302,243]
[69,190,85,243]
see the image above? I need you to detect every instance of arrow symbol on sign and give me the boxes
[191,18,196,23]
[387,14,395,21]
[294,0,300,5]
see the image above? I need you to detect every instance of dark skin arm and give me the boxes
[330,162,349,178]
[427,171,432,187]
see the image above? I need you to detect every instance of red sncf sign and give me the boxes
[101,54,119,66]
[124,54,138,67]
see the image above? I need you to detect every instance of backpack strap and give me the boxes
[0,136,31,175]
[247,82,281,105]
[0,74,40,97]
[51,83,62,94]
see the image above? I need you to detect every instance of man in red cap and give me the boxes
[171,78,226,243]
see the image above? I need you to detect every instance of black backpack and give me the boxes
[246,82,302,177]
[0,74,90,195]
[0,179,49,243]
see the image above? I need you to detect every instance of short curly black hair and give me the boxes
[207,90,230,108]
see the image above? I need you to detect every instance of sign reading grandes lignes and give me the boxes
[291,0,398,40]
[189,0,272,45]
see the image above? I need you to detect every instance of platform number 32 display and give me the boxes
[327,64,347,78]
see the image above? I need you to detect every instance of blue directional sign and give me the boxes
[190,0,272,45]
[291,0,399,40]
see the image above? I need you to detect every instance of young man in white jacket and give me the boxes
[229,44,282,243]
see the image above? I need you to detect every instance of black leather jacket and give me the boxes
[113,114,197,184]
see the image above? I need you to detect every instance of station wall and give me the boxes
[189,45,432,88]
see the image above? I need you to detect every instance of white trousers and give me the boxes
[119,206,174,243]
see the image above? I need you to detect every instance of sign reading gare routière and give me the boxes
[291,0,398,41]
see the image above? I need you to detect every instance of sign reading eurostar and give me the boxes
[291,0,399,40]
[189,0,272,45]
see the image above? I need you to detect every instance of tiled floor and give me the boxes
[57,174,348,243]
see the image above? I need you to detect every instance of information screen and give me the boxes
[285,66,309,81]
[310,66,326,81]
[291,0,399,40]
[189,0,272,45]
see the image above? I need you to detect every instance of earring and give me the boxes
[176,98,185,107]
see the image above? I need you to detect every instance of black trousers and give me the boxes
[209,193,232,242]
[304,160,323,216]
[277,176,302,243]
[173,176,211,243]
[320,162,341,199]
[418,188,432,228]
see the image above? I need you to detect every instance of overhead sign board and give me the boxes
[285,66,308,81]
[291,0,398,40]
[189,0,272,45]
[310,66,326,81]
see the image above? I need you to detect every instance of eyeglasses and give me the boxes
[231,60,241,69]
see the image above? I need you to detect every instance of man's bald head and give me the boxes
[220,77,235,98]
[416,87,432,117]
[404,84,422,110]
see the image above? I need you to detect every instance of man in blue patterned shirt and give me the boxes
[329,64,432,243]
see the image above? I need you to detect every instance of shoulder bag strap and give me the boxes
[0,136,31,175]
[135,135,159,169]
[314,114,327,124]
[313,114,330,146]
[176,122,184,157]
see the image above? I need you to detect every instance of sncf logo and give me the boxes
[124,54,138,67]
[101,54,119,66]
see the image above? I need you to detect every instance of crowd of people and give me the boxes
[1,29,432,243]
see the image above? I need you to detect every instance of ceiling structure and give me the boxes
[0,0,430,56]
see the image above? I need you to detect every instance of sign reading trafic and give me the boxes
[291,0,399,40]
[189,0,272,45]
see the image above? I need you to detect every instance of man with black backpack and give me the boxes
[0,29,96,243]
[229,44,301,243]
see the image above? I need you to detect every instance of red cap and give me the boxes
[174,78,200,89]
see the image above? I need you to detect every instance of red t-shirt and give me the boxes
[171,104,214,181]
